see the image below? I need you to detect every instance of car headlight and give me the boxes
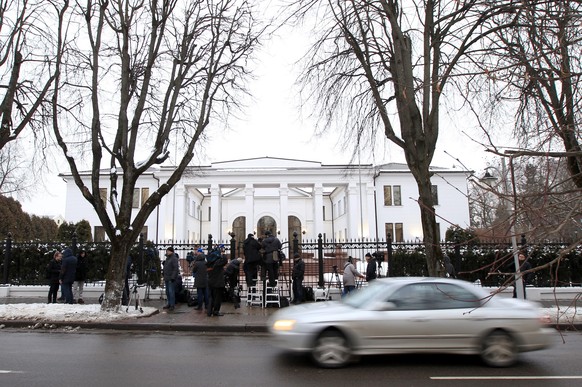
[272,319,296,331]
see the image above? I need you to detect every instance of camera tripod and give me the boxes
[126,283,144,313]
[326,265,342,299]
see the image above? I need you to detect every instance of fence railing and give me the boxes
[2,232,581,292]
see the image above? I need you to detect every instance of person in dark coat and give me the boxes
[243,233,262,288]
[261,230,282,287]
[207,246,228,316]
[512,252,533,299]
[292,253,305,304]
[59,248,77,304]
[162,247,179,311]
[73,250,88,304]
[191,248,209,311]
[47,251,62,303]
[225,257,243,308]
[444,255,457,278]
[365,252,377,282]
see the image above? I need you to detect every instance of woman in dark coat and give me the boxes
[47,251,62,303]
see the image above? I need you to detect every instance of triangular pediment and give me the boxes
[211,156,322,170]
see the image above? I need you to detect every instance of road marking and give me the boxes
[0,370,24,374]
[431,376,582,380]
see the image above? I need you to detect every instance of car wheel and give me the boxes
[311,330,351,368]
[480,330,518,367]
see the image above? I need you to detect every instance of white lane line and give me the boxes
[431,376,582,380]
[0,370,24,374]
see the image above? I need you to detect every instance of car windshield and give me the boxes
[342,280,397,308]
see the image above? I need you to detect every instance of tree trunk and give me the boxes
[101,240,131,312]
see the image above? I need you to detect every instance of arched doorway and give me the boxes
[232,216,246,257]
[257,216,277,238]
[288,215,302,244]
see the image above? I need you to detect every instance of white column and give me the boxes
[245,184,255,235]
[210,185,221,240]
[366,183,376,239]
[171,187,186,241]
[279,184,289,240]
[347,183,360,239]
[314,184,324,237]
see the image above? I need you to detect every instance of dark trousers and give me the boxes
[48,282,60,303]
[264,262,277,287]
[292,278,303,303]
[197,287,209,309]
[245,262,259,287]
[209,286,223,315]
[62,282,74,304]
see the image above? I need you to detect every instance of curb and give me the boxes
[0,319,269,333]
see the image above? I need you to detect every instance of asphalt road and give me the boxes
[0,329,581,386]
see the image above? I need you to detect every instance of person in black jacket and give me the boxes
[207,246,228,316]
[261,230,282,287]
[513,252,533,299]
[46,251,62,304]
[292,253,305,304]
[365,252,377,282]
[59,248,77,304]
[73,250,88,304]
[191,248,209,311]
[243,233,262,288]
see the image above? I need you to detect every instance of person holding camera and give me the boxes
[261,230,282,288]
[292,253,305,304]
[365,252,377,282]
[342,256,365,296]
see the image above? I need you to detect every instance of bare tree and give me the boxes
[0,0,66,196]
[289,0,515,275]
[50,0,264,311]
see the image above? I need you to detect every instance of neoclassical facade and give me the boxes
[61,157,471,244]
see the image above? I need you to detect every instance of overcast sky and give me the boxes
[19,11,490,217]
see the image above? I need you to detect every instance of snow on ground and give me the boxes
[0,303,158,323]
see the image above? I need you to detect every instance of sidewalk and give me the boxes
[1,296,580,332]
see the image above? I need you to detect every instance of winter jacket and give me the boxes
[162,253,179,282]
[292,259,305,280]
[75,253,88,281]
[343,262,363,287]
[208,255,228,288]
[225,259,241,277]
[243,237,262,263]
[261,235,282,264]
[59,248,78,283]
[47,258,62,285]
[191,254,208,288]
[366,259,377,282]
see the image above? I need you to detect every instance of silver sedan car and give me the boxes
[268,277,553,368]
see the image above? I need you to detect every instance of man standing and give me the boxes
[163,247,179,311]
[73,250,87,304]
[292,253,305,304]
[191,248,209,311]
[261,230,282,287]
[513,252,533,299]
[59,248,77,304]
[342,256,365,296]
[207,245,228,316]
[243,233,262,288]
[365,252,377,282]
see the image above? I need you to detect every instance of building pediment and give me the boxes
[211,156,322,170]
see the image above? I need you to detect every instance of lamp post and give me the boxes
[481,159,525,299]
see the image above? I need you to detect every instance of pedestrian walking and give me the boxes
[59,248,77,304]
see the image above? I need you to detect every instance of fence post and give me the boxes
[71,232,78,256]
[230,232,236,259]
[138,233,145,281]
[386,233,392,278]
[293,231,299,256]
[208,234,213,252]
[317,233,324,288]
[2,233,12,284]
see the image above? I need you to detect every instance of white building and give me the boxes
[61,157,471,244]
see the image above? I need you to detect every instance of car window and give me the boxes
[429,283,482,309]
[387,283,482,310]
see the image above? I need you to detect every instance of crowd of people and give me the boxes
[45,248,87,304]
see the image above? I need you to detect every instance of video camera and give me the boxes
[372,251,384,262]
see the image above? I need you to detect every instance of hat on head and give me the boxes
[197,248,204,253]
[219,244,225,249]
[167,246,174,252]
[247,233,254,238]
[294,253,300,259]
[365,253,372,258]
[62,248,73,258]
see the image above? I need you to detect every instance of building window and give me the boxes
[323,205,326,221]
[384,185,401,206]
[132,188,140,208]
[436,222,441,241]
[338,198,343,216]
[94,226,106,242]
[431,185,439,205]
[385,222,404,242]
[141,188,149,208]
[99,188,107,208]
[208,206,212,221]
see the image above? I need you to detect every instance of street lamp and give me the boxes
[480,160,525,299]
